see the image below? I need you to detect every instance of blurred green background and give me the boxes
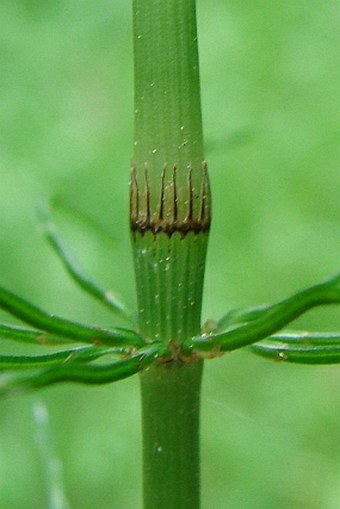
[0,0,339,508]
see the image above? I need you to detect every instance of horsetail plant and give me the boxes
[0,1,339,508]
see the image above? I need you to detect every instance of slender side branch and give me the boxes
[0,286,143,347]
[38,203,132,323]
[217,304,270,332]
[0,345,127,369]
[0,344,165,395]
[270,331,340,344]
[0,324,72,346]
[186,273,340,352]
[250,332,340,364]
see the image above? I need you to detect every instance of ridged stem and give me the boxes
[133,0,204,183]
[131,1,209,508]
[133,230,209,344]
[131,0,211,345]
[140,361,203,509]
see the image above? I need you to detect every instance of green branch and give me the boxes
[269,331,340,345]
[217,304,270,331]
[249,332,340,364]
[0,345,126,369]
[38,202,133,323]
[0,286,143,347]
[186,273,340,352]
[0,323,71,346]
[0,344,166,395]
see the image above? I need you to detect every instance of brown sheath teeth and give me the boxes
[129,162,211,236]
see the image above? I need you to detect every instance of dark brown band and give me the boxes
[129,162,211,237]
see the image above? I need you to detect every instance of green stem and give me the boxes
[131,2,208,508]
[132,0,204,188]
[132,230,209,344]
[140,361,202,509]
[131,0,211,344]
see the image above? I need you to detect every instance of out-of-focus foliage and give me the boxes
[0,1,339,508]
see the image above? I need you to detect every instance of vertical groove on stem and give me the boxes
[131,231,209,344]
[140,361,203,509]
[131,1,209,508]
[130,0,211,345]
